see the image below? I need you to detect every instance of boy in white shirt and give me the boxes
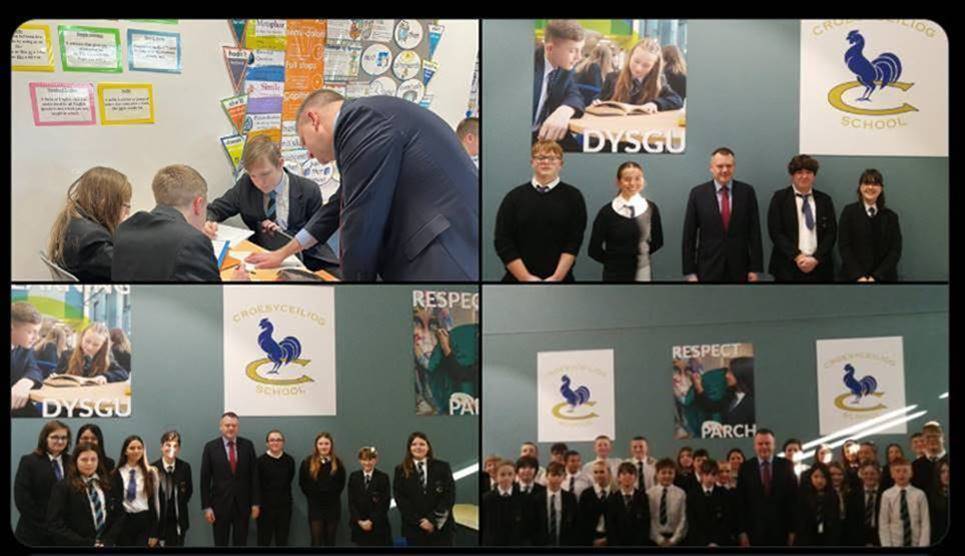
[879,458,929,547]
[647,458,687,546]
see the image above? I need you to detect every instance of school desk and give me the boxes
[29,381,131,415]
[453,503,479,531]
[219,239,339,282]
[568,109,685,149]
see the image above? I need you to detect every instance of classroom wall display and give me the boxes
[413,289,480,416]
[127,29,181,73]
[10,285,133,419]
[532,19,688,154]
[28,82,97,126]
[537,349,615,442]
[97,82,155,125]
[58,25,122,73]
[799,19,948,157]
[222,286,337,416]
[815,336,907,435]
[12,24,55,72]
[672,342,756,439]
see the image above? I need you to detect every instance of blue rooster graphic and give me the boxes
[845,30,902,102]
[560,375,591,411]
[257,318,302,374]
[842,363,878,403]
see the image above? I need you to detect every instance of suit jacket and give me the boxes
[736,457,798,545]
[45,478,122,546]
[794,490,842,546]
[846,488,882,546]
[298,457,346,520]
[302,96,478,281]
[682,180,763,281]
[59,216,114,282]
[606,490,651,546]
[12,347,46,416]
[392,459,455,540]
[767,186,837,281]
[480,489,524,546]
[599,71,683,111]
[533,46,585,126]
[206,169,337,265]
[200,437,260,517]
[531,488,579,546]
[911,456,941,495]
[109,469,159,538]
[151,458,193,540]
[577,487,610,545]
[837,202,901,281]
[347,469,392,544]
[686,485,734,546]
[112,205,219,282]
[15,452,73,545]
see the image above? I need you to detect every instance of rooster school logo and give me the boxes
[828,30,917,117]
[834,363,886,412]
[552,374,597,421]
[246,317,314,385]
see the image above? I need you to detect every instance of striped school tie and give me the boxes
[266,191,277,220]
[659,487,668,525]
[87,480,106,539]
[900,489,912,546]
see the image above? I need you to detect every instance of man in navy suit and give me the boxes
[533,20,586,152]
[682,147,763,282]
[736,429,798,546]
[247,91,478,281]
[200,412,260,546]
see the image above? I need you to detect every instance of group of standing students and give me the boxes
[14,415,456,547]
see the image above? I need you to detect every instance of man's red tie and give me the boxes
[228,441,237,474]
[720,186,731,232]
[761,460,771,496]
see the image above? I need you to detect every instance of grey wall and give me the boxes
[482,19,949,281]
[482,285,948,466]
[11,285,478,547]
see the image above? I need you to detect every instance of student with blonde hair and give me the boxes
[661,44,688,101]
[299,432,346,546]
[55,322,129,383]
[47,167,132,281]
[347,446,392,546]
[597,38,683,114]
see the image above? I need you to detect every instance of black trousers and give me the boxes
[212,504,249,546]
[159,506,185,547]
[256,504,292,547]
[115,510,154,546]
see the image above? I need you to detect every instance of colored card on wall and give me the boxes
[245,19,287,51]
[12,24,55,71]
[221,94,248,134]
[128,29,181,73]
[29,82,97,126]
[97,83,155,125]
[285,19,326,92]
[220,133,246,170]
[59,25,122,73]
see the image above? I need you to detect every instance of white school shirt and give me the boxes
[263,170,290,231]
[879,485,930,547]
[118,464,159,514]
[531,177,561,192]
[793,185,818,256]
[624,457,656,491]
[562,471,591,497]
[611,194,649,219]
[647,484,688,545]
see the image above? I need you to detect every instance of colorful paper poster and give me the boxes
[246,49,286,82]
[361,43,392,76]
[282,89,310,122]
[672,343,756,439]
[285,19,326,93]
[244,112,281,134]
[59,25,122,73]
[397,79,425,103]
[223,285,337,416]
[220,134,246,170]
[395,19,424,49]
[128,29,181,73]
[368,76,397,97]
[422,59,439,86]
[537,349,615,442]
[248,128,282,143]
[222,46,252,93]
[327,19,367,41]
[245,19,287,50]
[229,19,247,46]
[413,289,479,416]
[12,24,55,71]
[816,336,907,435]
[97,83,154,125]
[29,82,97,126]
[280,122,302,150]
[799,19,948,157]
[244,80,284,114]
[345,81,370,99]
[323,41,362,81]
[428,24,445,60]
[368,19,395,42]
[10,285,133,418]
[466,53,479,118]
[419,93,434,109]
[392,50,421,81]
[281,147,310,175]
[221,94,248,134]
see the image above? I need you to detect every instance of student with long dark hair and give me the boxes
[795,462,841,546]
[46,441,121,546]
[15,420,72,545]
[838,169,902,282]
[393,432,455,546]
[77,424,116,474]
[299,432,346,546]
[111,435,159,546]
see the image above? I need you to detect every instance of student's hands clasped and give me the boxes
[358,519,373,532]
[418,518,435,533]
[11,378,34,409]
[539,106,576,142]
[794,254,818,274]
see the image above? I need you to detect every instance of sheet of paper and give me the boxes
[323,41,362,81]
[98,83,154,125]
[127,29,180,73]
[12,24,54,71]
[213,223,255,247]
[59,25,121,72]
[29,82,97,126]
[230,250,303,271]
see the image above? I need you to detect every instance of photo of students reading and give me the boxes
[202,135,339,275]
[46,167,133,282]
[532,20,587,151]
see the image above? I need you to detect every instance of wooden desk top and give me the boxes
[220,239,338,282]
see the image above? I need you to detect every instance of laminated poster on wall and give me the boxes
[245,19,287,51]
[12,24,55,71]
[421,59,439,86]
[220,133,246,172]
[323,40,362,81]
[284,19,327,92]
[97,83,154,125]
[427,24,445,60]
[221,94,248,134]
[10,284,134,419]
[361,43,392,76]
[392,50,421,81]
[228,19,247,46]
[368,76,397,97]
[413,288,479,416]
[128,29,181,73]
[397,79,425,104]
[246,48,286,82]
[59,25,122,73]
[672,342,756,440]
[537,349,615,441]
[29,82,97,126]
[394,19,423,49]
[222,46,252,93]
